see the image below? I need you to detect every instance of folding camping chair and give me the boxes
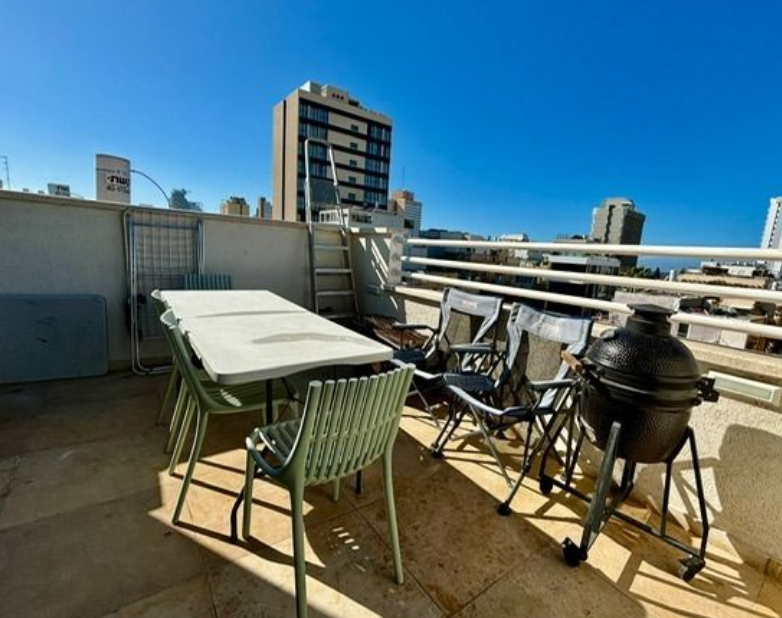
[433,303,593,493]
[391,287,503,425]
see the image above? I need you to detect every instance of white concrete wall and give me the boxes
[0,191,310,366]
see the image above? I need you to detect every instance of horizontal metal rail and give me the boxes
[405,273,782,339]
[406,239,782,260]
[402,256,782,303]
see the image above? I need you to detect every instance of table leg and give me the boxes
[266,379,274,425]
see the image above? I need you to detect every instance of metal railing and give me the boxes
[401,239,782,340]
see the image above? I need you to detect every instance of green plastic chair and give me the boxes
[230,364,415,618]
[159,309,291,523]
[150,290,181,431]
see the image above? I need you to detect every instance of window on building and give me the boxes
[350,141,359,150]
[349,159,358,167]
[348,176,357,184]
[347,192,357,201]
[351,124,359,132]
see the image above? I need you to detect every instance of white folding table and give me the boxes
[159,290,393,421]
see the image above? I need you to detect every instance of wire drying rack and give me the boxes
[124,208,204,374]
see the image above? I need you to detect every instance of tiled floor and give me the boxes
[0,372,780,618]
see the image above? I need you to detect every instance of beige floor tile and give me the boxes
[751,575,782,618]
[99,575,216,618]
[175,466,357,564]
[613,530,766,618]
[44,371,167,408]
[0,485,206,618]
[453,539,647,618]
[338,426,448,509]
[0,430,174,529]
[0,380,50,419]
[208,510,443,618]
[0,392,163,458]
[359,462,553,615]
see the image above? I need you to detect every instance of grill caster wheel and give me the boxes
[430,449,443,459]
[539,475,554,496]
[562,538,587,567]
[496,502,512,516]
[678,556,705,582]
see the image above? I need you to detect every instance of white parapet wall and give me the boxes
[0,191,310,366]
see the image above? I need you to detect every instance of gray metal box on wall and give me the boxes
[0,294,108,384]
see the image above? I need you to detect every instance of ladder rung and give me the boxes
[314,244,349,251]
[315,268,352,275]
[316,290,355,297]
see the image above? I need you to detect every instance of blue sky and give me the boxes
[2,0,781,249]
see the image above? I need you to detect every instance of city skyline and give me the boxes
[2,1,781,248]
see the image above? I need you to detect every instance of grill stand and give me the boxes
[538,410,710,582]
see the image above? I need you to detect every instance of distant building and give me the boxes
[498,233,543,263]
[220,196,250,216]
[170,189,202,211]
[590,197,645,269]
[388,189,422,232]
[761,197,782,277]
[256,197,272,219]
[319,206,405,228]
[272,81,393,222]
[546,255,621,315]
[319,188,423,233]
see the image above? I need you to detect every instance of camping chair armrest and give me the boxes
[527,378,577,392]
[449,385,525,419]
[449,343,497,356]
[391,322,435,332]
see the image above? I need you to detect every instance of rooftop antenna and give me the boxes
[0,155,10,188]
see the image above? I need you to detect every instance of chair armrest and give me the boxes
[527,378,576,392]
[391,322,435,332]
[246,431,284,477]
[448,385,525,419]
[449,343,496,355]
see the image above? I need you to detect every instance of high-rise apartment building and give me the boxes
[590,197,646,269]
[761,197,782,276]
[272,81,393,222]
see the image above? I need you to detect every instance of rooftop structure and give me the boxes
[272,81,393,222]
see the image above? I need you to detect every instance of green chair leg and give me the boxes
[383,452,404,585]
[243,451,255,539]
[169,398,195,475]
[291,484,308,618]
[332,479,340,502]
[173,411,210,523]
[165,387,188,454]
[157,366,179,425]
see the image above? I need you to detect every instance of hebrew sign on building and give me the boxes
[95,154,131,204]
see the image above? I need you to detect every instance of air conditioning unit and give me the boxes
[706,370,782,406]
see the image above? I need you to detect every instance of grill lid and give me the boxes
[587,304,701,385]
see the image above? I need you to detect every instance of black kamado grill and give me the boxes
[537,304,719,581]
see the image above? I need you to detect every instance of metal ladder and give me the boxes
[304,138,360,321]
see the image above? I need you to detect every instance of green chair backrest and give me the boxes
[159,309,220,411]
[284,365,414,487]
[150,289,169,317]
